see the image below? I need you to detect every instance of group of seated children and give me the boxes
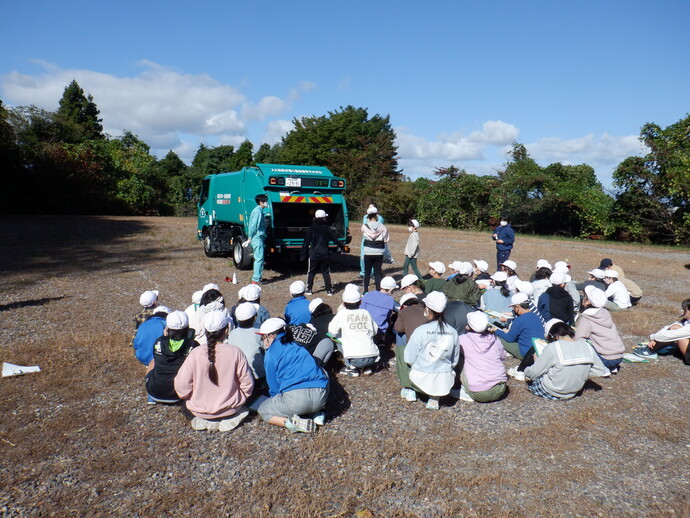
[131,252,685,428]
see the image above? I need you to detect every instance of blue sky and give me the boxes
[1,1,688,188]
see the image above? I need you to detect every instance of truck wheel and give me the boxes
[232,238,252,270]
[203,231,218,257]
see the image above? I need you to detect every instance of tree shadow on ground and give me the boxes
[0,216,160,278]
[0,296,66,312]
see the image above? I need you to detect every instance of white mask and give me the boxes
[500,220,508,227]
[408,226,414,232]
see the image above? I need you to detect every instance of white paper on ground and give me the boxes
[2,362,41,377]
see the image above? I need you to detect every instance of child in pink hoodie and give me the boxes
[458,311,508,402]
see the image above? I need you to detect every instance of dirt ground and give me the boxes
[0,215,688,517]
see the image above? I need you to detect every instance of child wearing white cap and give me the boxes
[146,311,199,404]
[132,305,169,367]
[300,209,345,297]
[575,286,625,372]
[256,318,329,433]
[424,262,447,293]
[228,302,266,382]
[328,287,380,376]
[398,291,460,410]
[191,289,234,347]
[174,310,254,432]
[184,290,204,327]
[361,276,398,345]
[499,260,519,292]
[442,262,481,306]
[284,280,311,326]
[457,311,507,403]
[230,284,270,329]
[633,298,690,363]
[472,260,491,282]
[536,272,575,325]
[523,319,610,400]
[402,218,423,279]
[134,290,159,329]
[603,270,632,311]
[361,207,390,293]
[480,271,513,321]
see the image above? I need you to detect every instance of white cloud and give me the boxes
[527,133,648,168]
[0,60,309,161]
[263,119,294,145]
[468,120,520,145]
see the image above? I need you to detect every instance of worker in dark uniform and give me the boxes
[301,209,344,296]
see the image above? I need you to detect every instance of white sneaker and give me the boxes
[191,417,220,431]
[400,388,417,402]
[507,367,526,382]
[426,397,440,411]
[312,412,326,426]
[459,386,475,402]
[219,407,249,432]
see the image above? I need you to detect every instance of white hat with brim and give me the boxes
[139,290,159,307]
[509,293,529,306]
[315,209,328,218]
[473,260,489,272]
[429,261,446,274]
[549,272,568,285]
[604,270,618,279]
[423,291,447,313]
[409,219,420,228]
[515,279,534,295]
[381,276,398,290]
[309,298,324,313]
[400,274,419,289]
[204,310,231,333]
[192,290,203,304]
[166,310,188,330]
[241,284,262,302]
[536,259,552,270]
[500,260,518,271]
[584,285,608,308]
[203,283,220,293]
[289,280,306,295]
[491,271,508,282]
[153,305,171,315]
[256,317,286,335]
[587,269,605,280]
[342,287,361,303]
[235,302,258,321]
[544,318,564,337]
[467,311,489,333]
[399,293,418,306]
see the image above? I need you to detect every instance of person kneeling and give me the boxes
[257,318,330,433]
[174,311,253,432]
[523,320,610,400]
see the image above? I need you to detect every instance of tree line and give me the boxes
[1,80,688,244]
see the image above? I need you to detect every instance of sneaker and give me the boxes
[459,386,475,402]
[633,345,658,359]
[191,417,220,431]
[147,394,157,405]
[285,414,316,433]
[339,365,360,377]
[312,412,326,426]
[400,388,417,402]
[610,366,620,375]
[361,367,373,376]
[507,367,526,382]
[426,397,440,411]
[326,289,335,296]
[305,290,313,296]
[387,357,397,367]
[219,407,249,432]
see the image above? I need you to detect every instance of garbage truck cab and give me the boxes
[197,163,351,269]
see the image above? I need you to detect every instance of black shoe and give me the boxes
[326,289,335,296]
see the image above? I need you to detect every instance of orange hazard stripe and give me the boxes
[279,195,334,203]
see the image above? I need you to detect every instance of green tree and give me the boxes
[274,105,400,214]
[107,131,158,213]
[229,140,254,170]
[254,142,278,164]
[612,114,690,244]
[55,80,103,143]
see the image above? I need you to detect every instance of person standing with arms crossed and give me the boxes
[492,216,515,270]
[247,194,269,285]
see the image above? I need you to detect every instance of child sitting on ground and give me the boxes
[328,285,380,377]
[424,261,447,293]
[361,276,398,345]
[523,319,610,400]
[634,298,690,364]
[575,286,625,373]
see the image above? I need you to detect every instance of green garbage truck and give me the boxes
[197,163,351,269]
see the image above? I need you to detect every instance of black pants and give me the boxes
[363,255,383,293]
[307,257,332,291]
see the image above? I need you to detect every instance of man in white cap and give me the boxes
[424,261,447,293]
[328,286,380,376]
[146,310,199,404]
[301,209,345,297]
[492,215,515,269]
[284,280,311,326]
[402,218,423,279]
[361,276,398,345]
[603,270,631,311]
[491,293,544,379]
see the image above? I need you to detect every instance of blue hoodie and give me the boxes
[264,333,329,396]
[284,296,311,326]
[133,315,166,365]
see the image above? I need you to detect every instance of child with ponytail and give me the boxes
[175,310,254,432]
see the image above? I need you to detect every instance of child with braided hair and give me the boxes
[174,310,254,432]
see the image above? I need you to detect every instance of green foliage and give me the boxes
[274,105,400,214]
[55,80,103,143]
[612,114,690,244]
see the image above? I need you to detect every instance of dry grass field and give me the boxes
[1,215,689,517]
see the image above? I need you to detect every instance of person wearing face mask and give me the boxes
[402,218,423,279]
[491,216,515,270]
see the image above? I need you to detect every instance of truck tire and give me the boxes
[203,230,218,257]
[232,237,252,270]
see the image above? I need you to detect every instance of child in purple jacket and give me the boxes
[457,311,508,403]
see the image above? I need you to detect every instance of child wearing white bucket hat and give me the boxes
[574,286,625,372]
